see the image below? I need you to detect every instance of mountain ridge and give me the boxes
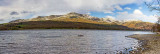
[2,12,154,30]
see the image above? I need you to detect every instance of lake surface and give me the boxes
[0,29,153,54]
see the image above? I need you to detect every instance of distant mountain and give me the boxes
[9,12,101,23]
[122,21,154,30]
[3,12,154,30]
[9,19,29,23]
[100,18,117,23]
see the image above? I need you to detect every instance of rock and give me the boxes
[78,35,84,37]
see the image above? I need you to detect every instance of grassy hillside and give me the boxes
[1,12,154,30]
[122,21,154,30]
[0,21,131,30]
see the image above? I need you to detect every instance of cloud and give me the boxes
[116,9,157,23]
[106,16,116,19]
[124,7,131,10]
[133,9,143,15]
[0,0,153,23]
[10,11,19,15]
[0,19,4,21]
[115,5,123,10]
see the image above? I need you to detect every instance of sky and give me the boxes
[0,0,159,23]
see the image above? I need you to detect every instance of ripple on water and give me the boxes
[0,29,153,54]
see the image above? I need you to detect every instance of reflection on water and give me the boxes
[0,29,153,54]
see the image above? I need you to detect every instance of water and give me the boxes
[0,29,153,54]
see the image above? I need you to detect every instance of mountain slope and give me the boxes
[9,12,101,23]
[2,12,154,30]
[0,21,130,30]
[122,21,154,30]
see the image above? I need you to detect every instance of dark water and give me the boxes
[0,29,153,54]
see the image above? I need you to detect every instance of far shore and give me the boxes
[0,27,151,31]
[127,34,160,54]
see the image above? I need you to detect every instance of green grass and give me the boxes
[0,20,132,30]
[155,34,160,36]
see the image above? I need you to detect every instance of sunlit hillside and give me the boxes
[122,21,154,30]
[0,12,154,30]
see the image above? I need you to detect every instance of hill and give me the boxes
[0,12,154,30]
[0,21,131,30]
[122,21,154,30]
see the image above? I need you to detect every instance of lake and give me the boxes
[0,29,153,54]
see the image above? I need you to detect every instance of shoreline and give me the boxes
[127,34,160,54]
[0,28,150,31]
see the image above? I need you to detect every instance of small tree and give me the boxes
[145,0,160,12]
[145,0,160,32]
[152,16,160,32]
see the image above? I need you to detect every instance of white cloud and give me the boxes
[116,9,157,23]
[133,9,143,15]
[0,0,153,23]
[115,5,123,10]
[86,12,91,14]
[104,11,113,14]
[106,16,116,19]
[124,7,131,10]
[151,5,160,7]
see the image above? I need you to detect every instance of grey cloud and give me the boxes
[0,19,4,21]
[21,11,33,14]
[10,11,19,15]
[0,0,153,23]
[11,17,20,19]
[0,0,14,6]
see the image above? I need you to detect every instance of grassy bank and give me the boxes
[0,21,134,30]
